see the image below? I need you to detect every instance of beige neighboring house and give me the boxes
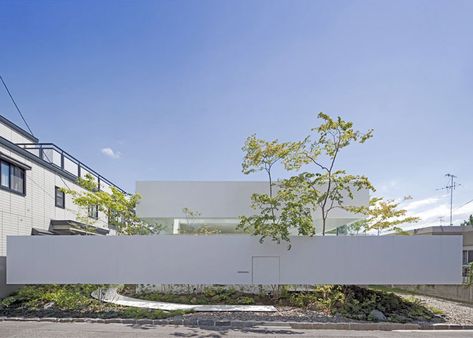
[406,225,473,280]
[0,114,126,296]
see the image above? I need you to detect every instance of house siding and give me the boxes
[0,141,110,256]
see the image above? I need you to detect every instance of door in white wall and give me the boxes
[252,256,280,284]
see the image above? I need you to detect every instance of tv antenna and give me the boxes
[436,174,460,226]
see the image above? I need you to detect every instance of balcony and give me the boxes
[16,143,126,194]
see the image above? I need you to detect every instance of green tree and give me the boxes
[346,219,367,235]
[239,114,377,243]
[287,113,375,235]
[350,197,420,235]
[63,174,163,235]
[460,215,473,226]
[180,207,221,235]
[238,135,313,246]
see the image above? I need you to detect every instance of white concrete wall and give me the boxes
[0,142,110,255]
[7,235,462,285]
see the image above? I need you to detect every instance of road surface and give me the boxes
[1,321,473,337]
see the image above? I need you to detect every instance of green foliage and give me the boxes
[63,174,164,235]
[0,285,187,319]
[348,197,420,235]
[460,215,473,226]
[128,286,258,306]
[180,208,221,235]
[238,135,313,246]
[240,113,376,243]
[287,113,375,236]
[124,284,437,323]
[466,262,473,286]
[286,285,437,322]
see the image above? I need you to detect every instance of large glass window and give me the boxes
[55,186,65,208]
[0,160,25,195]
[11,166,24,193]
[1,162,9,188]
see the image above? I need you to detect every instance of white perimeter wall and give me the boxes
[7,235,462,285]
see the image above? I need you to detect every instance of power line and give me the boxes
[456,198,473,210]
[0,75,35,136]
[436,174,460,226]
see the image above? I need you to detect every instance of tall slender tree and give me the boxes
[287,113,375,235]
[238,135,313,245]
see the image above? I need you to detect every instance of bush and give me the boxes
[0,285,188,319]
[286,285,438,322]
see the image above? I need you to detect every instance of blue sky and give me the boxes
[1,0,472,228]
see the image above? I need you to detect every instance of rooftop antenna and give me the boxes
[436,174,459,226]
[438,216,444,226]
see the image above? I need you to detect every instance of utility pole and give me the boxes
[437,174,458,226]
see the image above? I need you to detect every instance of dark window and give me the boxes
[11,166,24,193]
[0,160,25,195]
[463,250,473,265]
[88,205,98,219]
[55,186,65,208]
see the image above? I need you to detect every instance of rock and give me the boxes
[43,302,55,310]
[368,309,387,322]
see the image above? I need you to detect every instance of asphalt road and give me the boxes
[1,322,473,338]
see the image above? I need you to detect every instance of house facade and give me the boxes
[0,114,127,257]
[135,180,369,235]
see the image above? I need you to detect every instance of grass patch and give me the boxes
[0,285,189,319]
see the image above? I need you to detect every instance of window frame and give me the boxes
[55,186,65,209]
[0,160,26,196]
[88,204,99,220]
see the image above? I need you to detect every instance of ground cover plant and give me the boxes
[125,285,443,323]
[0,285,188,319]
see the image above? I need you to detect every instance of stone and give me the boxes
[368,309,387,322]
[43,302,55,310]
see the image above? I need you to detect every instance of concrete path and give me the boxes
[2,322,473,338]
[92,287,277,312]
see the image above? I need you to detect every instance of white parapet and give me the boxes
[6,235,462,285]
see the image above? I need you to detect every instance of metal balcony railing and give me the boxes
[16,143,127,194]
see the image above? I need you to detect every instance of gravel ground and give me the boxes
[395,292,473,325]
[179,306,353,323]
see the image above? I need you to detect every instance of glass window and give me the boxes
[469,250,473,264]
[11,166,24,194]
[464,251,469,265]
[55,186,65,208]
[88,205,98,219]
[1,161,9,188]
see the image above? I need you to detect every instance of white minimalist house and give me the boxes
[135,181,369,235]
[0,114,127,296]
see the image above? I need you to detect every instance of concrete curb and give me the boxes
[0,316,473,330]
